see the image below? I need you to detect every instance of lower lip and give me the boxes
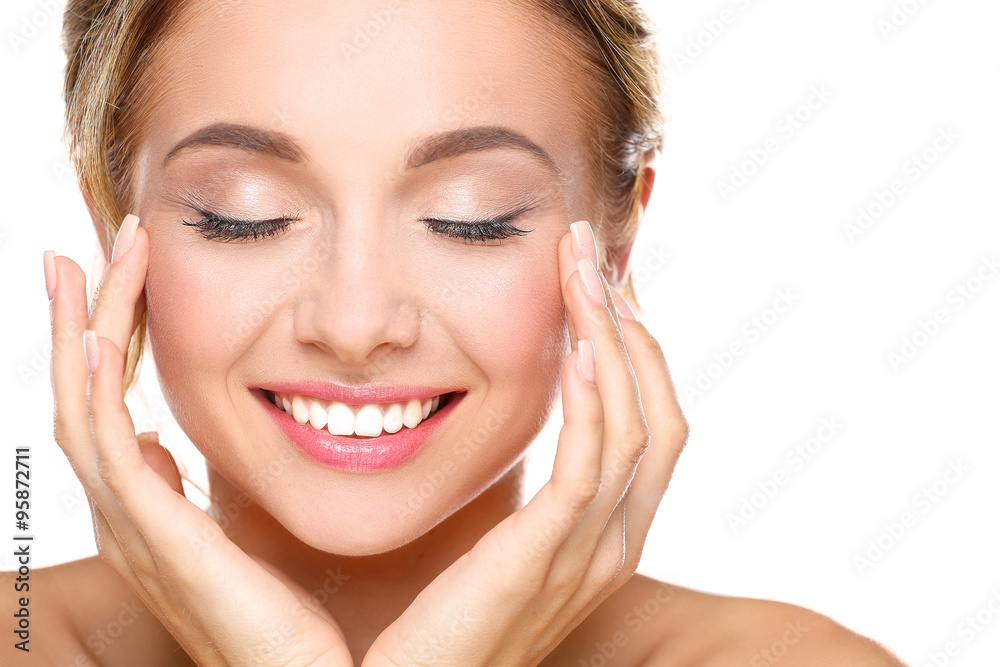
[255,390,462,473]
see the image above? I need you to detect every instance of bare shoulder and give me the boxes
[1,555,192,667]
[543,574,907,666]
[540,572,682,666]
[652,586,907,667]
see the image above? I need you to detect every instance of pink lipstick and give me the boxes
[253,385,464,472]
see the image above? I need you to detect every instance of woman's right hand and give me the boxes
[46,214,354,666]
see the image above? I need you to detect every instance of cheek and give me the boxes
[145,229,323,361]
[403,247,569,529]
[143,236,307,453]
[143,243,232,450]
[436,249,569,420]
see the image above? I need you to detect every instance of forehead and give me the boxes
[140,0,591,180]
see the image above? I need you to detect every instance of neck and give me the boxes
[206,460,526,656]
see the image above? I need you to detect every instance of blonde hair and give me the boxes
[528,0,667,299]
[61,0,666,395]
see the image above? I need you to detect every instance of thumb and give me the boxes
[137,432,186,497]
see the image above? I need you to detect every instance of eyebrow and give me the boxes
[405,125,560,176]
[161,122,561,177]
[163,123,306,165]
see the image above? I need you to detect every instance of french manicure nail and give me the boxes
[84,330,100,375]
[576,258,607,307]
[43,250,56,300]
[610,287,636,321]
[569,220,598,262]
[111,214,140,264]
[577,339,596,385]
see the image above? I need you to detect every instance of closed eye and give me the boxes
[421,207,535,244]
[180,205,537,244]
[180,210,297,242]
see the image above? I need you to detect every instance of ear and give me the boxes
[638,146,658,213]
[611,147,658,287]
[81,175,114,264]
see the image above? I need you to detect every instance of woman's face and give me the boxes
[131,0,595,555]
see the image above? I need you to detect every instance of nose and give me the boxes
[292,215,420,368]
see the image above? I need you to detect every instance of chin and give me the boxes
[237,420,532,558]
[288,513,429,557]
[251,476,474,557]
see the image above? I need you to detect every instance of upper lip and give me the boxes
[257,381,461,405]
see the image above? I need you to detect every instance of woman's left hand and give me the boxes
[362,221,690,666]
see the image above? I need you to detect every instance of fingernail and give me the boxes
[569,220,598,262]
[43,250,56,300]
[610,287,636,321]
[576,258,606,307]
[577,339,596,385]
[111,214,140,264]
[83,330,100,375]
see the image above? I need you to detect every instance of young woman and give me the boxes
[9,0,905,664]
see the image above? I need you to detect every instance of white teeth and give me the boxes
[383,403,404,434]
[327,402,356,436]
[354,404,383,437]
[403,399,423,428]
[272,391,451,437]
[308,400,328,430]
[291,395,310,425]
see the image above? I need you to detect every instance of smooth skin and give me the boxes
[43,209,684,665]
[4,0,906,664]
[11,220,905,666]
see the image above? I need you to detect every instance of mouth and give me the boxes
[253,387,465,472]
[264,388,455,437]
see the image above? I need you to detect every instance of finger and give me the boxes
[137,432,186,497]
[517,338,603,569]
[558,223,602,353]
[558,221,602,296]
[549,339,603,503]
[82,334,206,587]
[49,255,150,555]
[85,332,150,502]
[610,298,689,535]
[84,333,202,542]
[80,331,173,559]
[89,215,148,358]
[49,254,98,473]
[560,236,648,509]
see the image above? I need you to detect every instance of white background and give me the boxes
[2,0,999,665]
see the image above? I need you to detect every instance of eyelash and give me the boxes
[181,208,535,244]
[420,210,534,244]
[181,211,296,242]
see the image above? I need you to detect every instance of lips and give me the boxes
[253,387,465,472]
[265,389,451,437]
